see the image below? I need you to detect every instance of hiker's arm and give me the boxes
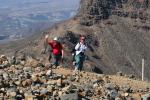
[43,39,47,53]
[45,35,53,45]
[75,43,80,51]
[45,35,49,44]
[41,35,49,54]
[61,49,64,58]
[61,44,64,58]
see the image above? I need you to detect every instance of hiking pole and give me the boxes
[142,58,144,81]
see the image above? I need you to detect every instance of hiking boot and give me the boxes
[74,67,78,71]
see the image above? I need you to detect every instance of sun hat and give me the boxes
[53,37,58,41]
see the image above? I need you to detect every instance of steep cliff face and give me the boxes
[78,0,150,26]
[74,0,150,80]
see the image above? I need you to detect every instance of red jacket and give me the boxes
[48,41,63,55]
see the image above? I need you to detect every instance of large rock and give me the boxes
[141,93,150,100]
[23,67,32,72]
[60,92,79,100]
[46,69,52,76]
[62,84,77,93]
[22,79,32,87]
[57,78,62,87]
[25,56,39,67]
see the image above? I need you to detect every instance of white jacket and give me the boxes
[75,42,87,55]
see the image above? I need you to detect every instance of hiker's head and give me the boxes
[53,37,58,42]
[53,37,59,45]
[80,36,85,43]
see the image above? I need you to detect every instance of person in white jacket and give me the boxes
[75,36,87,71]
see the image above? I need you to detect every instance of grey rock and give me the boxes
[60,92,79,100]
[0,64,5,69]
[10,56,16,65]
[46,69,52,76]
[32,89,40,96]
[15,90,25,100]
[57,78,62,87]
[106,89,118,99]
[69,75,76,82]
[2,72,9,80]
[129,74,135,79]
[117,71,123,76]
[0,70,4,76]
[85,89,93,97]
[121,85,131,93]
[82,84,93,94]
[23,67,32,72]
[141,93,150,100]
[62,84,77,93]
[105,83,114,90]
[40,89,48,95]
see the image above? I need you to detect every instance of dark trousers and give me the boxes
[51,54,62,67]
[75,53,85,71]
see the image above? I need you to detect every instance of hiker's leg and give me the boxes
[52,54,57,67]
[80,60,83,71]
[80,56,84,71]
[79,55,85,71]
[48,53,52,62]
[75,54,81,70]
[72,55,76,66]
[55,54,61,67]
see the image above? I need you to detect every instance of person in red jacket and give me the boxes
[45,35,64,68]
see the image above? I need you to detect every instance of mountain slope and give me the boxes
[1,0,150,80]
[48,0,150,80]
[75,0,150,80]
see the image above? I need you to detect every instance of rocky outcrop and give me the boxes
[0,55,150,99]
[69,0,150,80]
[78,0,150,26]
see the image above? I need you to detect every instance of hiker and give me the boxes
[74,36,87,71]
[45,34,64,68]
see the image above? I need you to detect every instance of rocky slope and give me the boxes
[1,0,150,80]
[39,0,150,80]
[74,0,150,80]
[0,55,150,100]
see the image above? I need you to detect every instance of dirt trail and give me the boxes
[53,68,150,90]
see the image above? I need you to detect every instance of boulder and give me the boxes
[69,75,76,82]
[10,56,16,65]
[57,78,62,87]
[60,92,79,100]
[121,85,131,93]
[23,67,32,72]
[25,57,39,67]
[22,79,32,87]
[40,88,48,95]
[46,69,52,76]
[141,93,150,100]
[62,84,77,93]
